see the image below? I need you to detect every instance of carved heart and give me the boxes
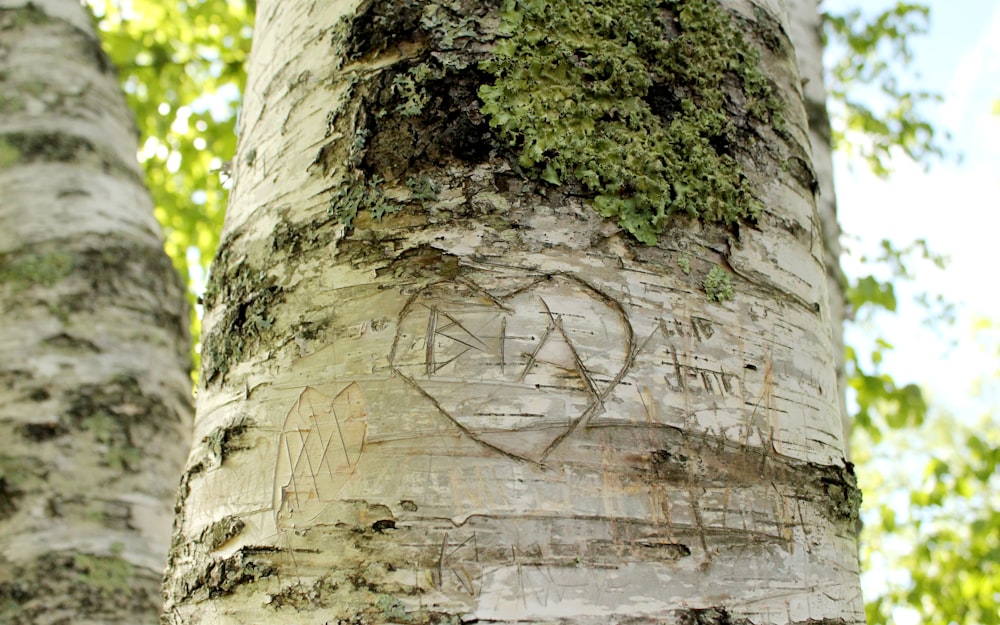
[390,275,633,462]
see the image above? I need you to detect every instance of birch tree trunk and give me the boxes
[785,0,849,448]
[164,1,864,623]
[0,1,193,622]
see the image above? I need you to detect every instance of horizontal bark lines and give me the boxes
[166,1,862,623]
[0,1,193,623]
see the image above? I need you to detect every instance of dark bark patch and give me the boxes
[171,547,277,601]
[42,332,101,352]
[201,515,247,551]
[631,540,691,561]
[642,84,682,124]
[0,131,95,162]
[345,0,427,60]
[64,374,178,471]
[784,155,819,197]
[0,550,158,625]
[372,519,396,533]
[678,607,753,625]
[814,460,862,528]
[16,421,66,442]
[201,250,284,385]
[323,1,509,230]
[267,574,341,609]
[642,431,861,529]
[650,448,691,481]
[0,369,32,389]
[169,461,202,534]
[67,244,189,340]
[0,241,189,352]
[0,131,139,183]
[743,5,794,57]
[804,97,833,147]
[361,66,497,182]
[27,387,50,401]
[0,5,53,29]
[374,244,460,281]
[201,418,253,467]
[0,477,22,520]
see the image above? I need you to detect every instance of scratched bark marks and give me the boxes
[388,274,632,462]
[225,258,855,622]
[163,0,864,622]
[273,383,367,529]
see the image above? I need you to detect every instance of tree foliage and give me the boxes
[857,323,1000,625]
[822,1,946,176]
[845,238,947,439]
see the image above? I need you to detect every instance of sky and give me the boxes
[829,0,1000,416]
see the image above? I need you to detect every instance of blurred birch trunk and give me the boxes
[0,1,193,622]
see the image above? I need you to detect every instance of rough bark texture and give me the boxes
[165,1,863,623]
[0,1,193,623]
[784,0,849,450]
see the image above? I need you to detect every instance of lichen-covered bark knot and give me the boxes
[390,275,634,462]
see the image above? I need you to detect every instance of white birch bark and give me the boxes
[785,0,849,449]
[165,1,863,623]
[0,1,193,622]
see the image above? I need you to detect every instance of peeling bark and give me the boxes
[164,1,863,623]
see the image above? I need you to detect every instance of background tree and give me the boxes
[0,1,192,622]
[162,1,863,623]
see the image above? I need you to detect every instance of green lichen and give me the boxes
[0,454,35,519]
[406,174,441,201]
[201,251,284,384]
[82,411,143,470]
[0,138,20,167]
[478,0,781,244]
[703,265,734,302]
[0,548,157,624]
[72,544,133,595]
[65,374,171,471]
[0,251,74,290]
[326,126,399,229]
[375,594,411,621]
[0,455,33,487]
[329,174,398,228]
[392,63,445,117]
